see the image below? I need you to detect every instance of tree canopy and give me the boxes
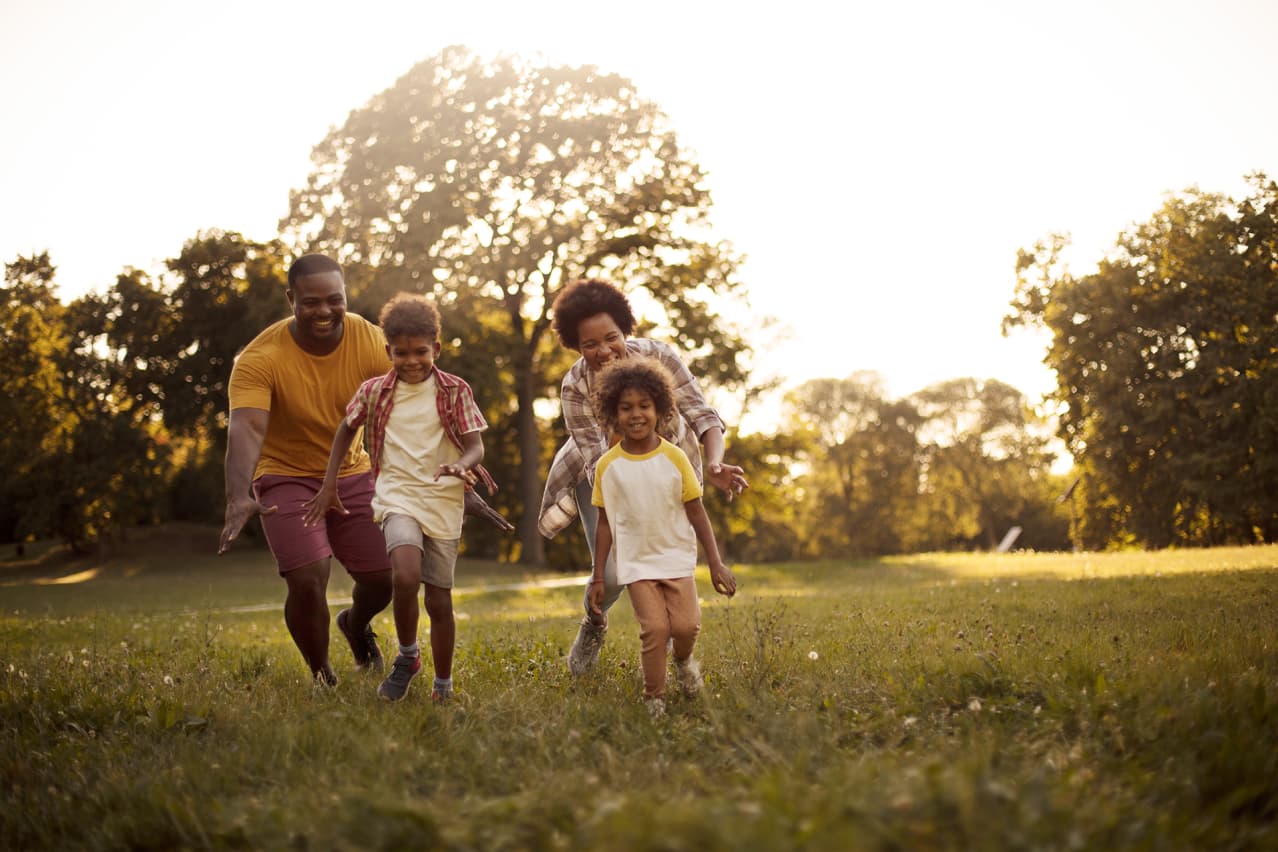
[281,46,750,562]
[1006,173,1278,547]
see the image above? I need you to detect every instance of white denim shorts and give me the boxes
[380,513,460,589]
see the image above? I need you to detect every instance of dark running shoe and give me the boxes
[378,653,422,701]
[336,608,384,672]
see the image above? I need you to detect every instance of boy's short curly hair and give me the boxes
[592,357,677,437]
[379,292,441,341]
[551,279,637,350]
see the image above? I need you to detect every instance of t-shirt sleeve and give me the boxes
[227,347,273,411]
[591,454,612,508]
[669,443,704,503]
[343,383,372,429]
[454,381,489,434]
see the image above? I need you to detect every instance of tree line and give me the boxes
[4,47,1271,559]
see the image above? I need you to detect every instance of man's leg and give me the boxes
[282,558,336,683]
[330,472,394,671]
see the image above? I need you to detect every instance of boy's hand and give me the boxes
[301,482,346,527]
[709,562,737,597]
[587,578,606,615]
[436,463,478,486]
[463,490,515,532]
[707,462,749,502]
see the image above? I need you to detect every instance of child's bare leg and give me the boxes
[423,583,454,680]
[389,546,422,649]
[628,580,671,698]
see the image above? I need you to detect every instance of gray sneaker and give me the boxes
[377,653,422,701]
[336,609,384,672]
[675,656,703,697]
[567,617,607,676]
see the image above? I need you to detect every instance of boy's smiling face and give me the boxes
[577,312,628,372]
[387,334,440,384]
[616,387,659,450]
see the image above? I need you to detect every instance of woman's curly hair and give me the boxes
[379,292,441,341]
[551,279,636,350]
[592,357,677,437]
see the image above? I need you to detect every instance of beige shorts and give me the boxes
[380,513,459,589]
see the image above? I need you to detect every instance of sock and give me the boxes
[400,642,420,658]
[433,676,453,694]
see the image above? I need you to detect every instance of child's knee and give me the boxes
[423,586,453,621]
[670,620,700,645]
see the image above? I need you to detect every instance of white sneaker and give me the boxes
[567,617,607,676]
[675,656,703,697]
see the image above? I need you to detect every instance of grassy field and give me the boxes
[2,527,1276,850]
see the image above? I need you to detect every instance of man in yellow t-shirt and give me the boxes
[219,254,394,686]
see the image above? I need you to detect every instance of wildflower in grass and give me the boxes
[808,651,819,660]
[903,716,918,728]
[163,675,174,686]
[968,697,982,712]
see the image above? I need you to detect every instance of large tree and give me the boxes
[1006,174,1278,547]
[0,254,71,542]
[784,373,922,557]
[909,378,1064,551]
[282,46,749,563]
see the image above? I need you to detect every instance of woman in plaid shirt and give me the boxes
[538,279,749,676]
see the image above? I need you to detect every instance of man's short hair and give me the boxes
[287,254,343,290]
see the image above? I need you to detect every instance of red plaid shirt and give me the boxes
[344,367,497,494]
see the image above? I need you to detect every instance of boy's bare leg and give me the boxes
[423,584,454,680]
[283,558,334,680]
[389,548,422,648]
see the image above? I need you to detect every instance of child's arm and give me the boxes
[301,420,359,526]
[588,508,613,616]
[435,430,483,486]
[685,497,736,597]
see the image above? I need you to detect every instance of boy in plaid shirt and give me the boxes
[305,293,496,703]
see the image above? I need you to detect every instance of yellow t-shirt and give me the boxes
[228,314,389,479]
[591,438,703,585]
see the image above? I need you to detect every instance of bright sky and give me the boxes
[4,0,1277,431]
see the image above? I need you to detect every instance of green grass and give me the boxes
[2,530,1277,850]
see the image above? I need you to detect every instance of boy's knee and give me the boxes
[671,621,701,644]
[423,586,453,621]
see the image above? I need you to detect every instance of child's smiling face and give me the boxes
[616,387,659,448]
[387,334,440,384]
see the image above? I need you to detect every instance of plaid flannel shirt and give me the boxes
[537,338,724,538]
[344,367,497,495]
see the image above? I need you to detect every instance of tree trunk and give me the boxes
[515,360,546,565]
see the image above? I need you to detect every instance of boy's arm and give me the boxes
[301,420,358,526]
[588,508,613,616]
[436,430,484,486]
[684,497,736,597]
[219,407,276,554]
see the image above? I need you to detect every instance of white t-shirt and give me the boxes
[592,438,703,585]
[372,374,465,540]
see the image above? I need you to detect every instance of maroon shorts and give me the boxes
[252,472,391,575]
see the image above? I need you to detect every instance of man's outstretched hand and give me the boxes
[464,489,515,532]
